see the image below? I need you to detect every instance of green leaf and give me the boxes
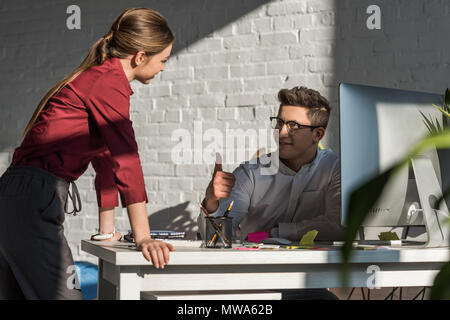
[340,167,395,286]
[441,107,450,119]
[429,261,450,300]
[406,129,450,163]
[420,111,438,134]
[433,104,450,119]
[436,118,442,132]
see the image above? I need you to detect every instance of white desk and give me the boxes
[81,240,449,300]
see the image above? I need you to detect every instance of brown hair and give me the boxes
[277,86,331,128]
[22,7,174,136]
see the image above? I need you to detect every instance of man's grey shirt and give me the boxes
[198,148,344,242]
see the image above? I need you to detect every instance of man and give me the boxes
[198,86,343,300]
[199,86,344,244]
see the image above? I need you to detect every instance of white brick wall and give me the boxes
[2,0,450,262]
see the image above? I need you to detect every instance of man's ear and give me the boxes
[313,127,325,143]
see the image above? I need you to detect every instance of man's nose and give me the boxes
[279,123,290,137]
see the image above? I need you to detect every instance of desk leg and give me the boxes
[97,259,117,300]
[117,266,141,300]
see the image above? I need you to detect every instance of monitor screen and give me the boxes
[339,83,446,227]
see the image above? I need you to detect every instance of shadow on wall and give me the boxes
[334,0,450,93]
[147,201,199,239]
[317,0,450,154]
[0,0,270,151]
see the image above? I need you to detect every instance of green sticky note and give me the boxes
[285,245,314,250]
[378,231,400,241]
[299,230,319,246]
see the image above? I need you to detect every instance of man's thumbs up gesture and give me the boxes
[204,153,236,213]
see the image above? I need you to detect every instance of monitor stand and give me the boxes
[357,154,449,248]
[411,155,449,247]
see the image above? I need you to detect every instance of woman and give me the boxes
[0,7,175,300]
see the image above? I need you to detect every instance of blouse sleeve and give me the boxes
[86,72,148,207]
[91,148,119,208]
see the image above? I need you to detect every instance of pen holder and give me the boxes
[204,216,232,248]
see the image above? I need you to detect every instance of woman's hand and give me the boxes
[126,202,175,268]
[136,236,175,269]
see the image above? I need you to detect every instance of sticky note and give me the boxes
[378,231,400,241]
[247,231,268,243]
[285,245,311,249]
[299,230,319,246]
[285,246,301,249]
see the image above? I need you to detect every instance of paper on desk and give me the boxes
[299,230,319,246]
[378,231,400,241]
[259,244,280,249]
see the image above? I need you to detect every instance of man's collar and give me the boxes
[278,148,323,176]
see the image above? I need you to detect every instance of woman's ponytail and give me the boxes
[22,7,174,137]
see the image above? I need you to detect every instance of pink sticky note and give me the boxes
[247,231,268,243]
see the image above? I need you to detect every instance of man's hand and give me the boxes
[136,236,175,269]
[204,153,235,212]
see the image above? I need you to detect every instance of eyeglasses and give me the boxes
[270,117,320,133]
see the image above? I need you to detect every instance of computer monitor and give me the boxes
[339,83,449,247]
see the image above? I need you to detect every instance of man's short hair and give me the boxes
[277,86,331,128]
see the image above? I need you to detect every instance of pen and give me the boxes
[200,204,231,247]
[210,201,234,246]
[223,200,234,217]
